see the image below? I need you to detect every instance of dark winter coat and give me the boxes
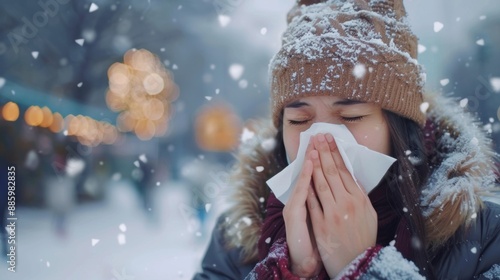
[193,94,500,279]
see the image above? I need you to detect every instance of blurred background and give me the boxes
[0,0,499,279]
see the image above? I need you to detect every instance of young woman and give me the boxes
[194,0,500,279]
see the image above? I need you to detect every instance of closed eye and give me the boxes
[341,116,365,122]
[288,119,310,126]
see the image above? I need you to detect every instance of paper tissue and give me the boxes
[266,123,397,204]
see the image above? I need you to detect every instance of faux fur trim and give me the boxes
[223,94,499,263]
[222,119,279,264]
[421,93,499,249]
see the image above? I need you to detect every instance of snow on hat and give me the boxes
[270,0,426,127]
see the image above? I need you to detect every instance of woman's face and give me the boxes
[282,95,391,162]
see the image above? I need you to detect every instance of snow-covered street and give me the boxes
[0,180,219,280]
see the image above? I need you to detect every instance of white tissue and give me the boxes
[266,123,396,204]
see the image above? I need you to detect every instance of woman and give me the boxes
[193,0,500,279]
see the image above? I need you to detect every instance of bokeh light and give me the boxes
[195,103,242,151]
[2,101,20,121]
[49,112,64,133]
[39,106,54,128]
[105,48,178,141]
[24,106,44,126]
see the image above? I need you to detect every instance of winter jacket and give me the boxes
[193,94,500,280]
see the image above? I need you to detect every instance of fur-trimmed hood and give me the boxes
[222,93,499,263]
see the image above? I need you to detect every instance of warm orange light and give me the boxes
[67,115,81,135]
[195,103,242,151]
[126,49,156,72]
[117,112,136,132]
[106,48,178,141]
[2,102,20,121]
[102,122,118,144]
[154,117,169,137]
[143,73,165,95]
[24,106,43,126]
[49,112,64,133]
[134,119,156,140]
[39,107,53,128]
[143,98,165,121]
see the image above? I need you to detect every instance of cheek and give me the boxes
[352,124,391,155]
[283,128,300,162]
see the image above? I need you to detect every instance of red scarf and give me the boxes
[256,184,413,278]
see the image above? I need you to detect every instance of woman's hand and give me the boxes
[307,133,378,278]
[283,139,323,277]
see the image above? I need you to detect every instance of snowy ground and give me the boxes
[0,180,221,280]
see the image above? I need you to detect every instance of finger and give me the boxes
[315,134,345,197]
[326,134,361,196]
[307,184,323,222]
[310,148,335,210]
[288,159,314,206]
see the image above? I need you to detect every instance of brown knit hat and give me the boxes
[270,0,426,127]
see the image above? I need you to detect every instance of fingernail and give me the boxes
[326,134,334,143]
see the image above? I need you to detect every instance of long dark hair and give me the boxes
[383,111,435,279]
[272,110,435,279]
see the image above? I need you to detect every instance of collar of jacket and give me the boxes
[221,93,499,263]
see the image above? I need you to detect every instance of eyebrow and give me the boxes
[285,101,309,108]
[285,99,365,108]
[333,99,365,106]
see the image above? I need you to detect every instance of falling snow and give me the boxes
[417,44,427,54]
[440,79,449,86]
[240,128,255,143]
[118,233,126,245]
[434,22,444,32]
[239,79,248,89]
[490,77,500,92]
[229,64,244,80]
[89,3,99,13]
[420,102,429,114]
[119,223,127,232]
[75,38,85,46]
[261,138,276,152]
[218,15,231,27]
[32,51,39,59]
[459,98,468,108]
[352,64,366,79]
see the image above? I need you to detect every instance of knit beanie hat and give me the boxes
[270,0,426,127]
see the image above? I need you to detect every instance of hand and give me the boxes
[307,133,378,278]
[283,139,323,277]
